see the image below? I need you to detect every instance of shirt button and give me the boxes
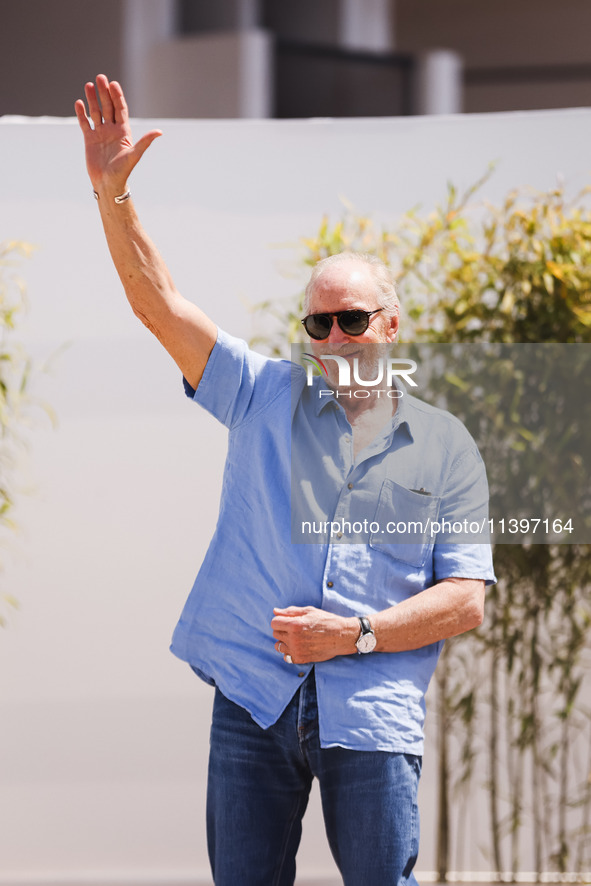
[326,580,334,588]
[336,531,343,539]
[298,672,306,678]
[348,483,354,490]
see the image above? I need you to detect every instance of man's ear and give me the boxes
[386,311,400,342]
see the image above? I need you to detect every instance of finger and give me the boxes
[274,642,295,664]
[84,81,103,128]
[74,99,92,132]
[271,616,297,632]
[132,130,163,163]
[272,620,290,635]
[96,74,115,124]
[110,80,129,124]
[273,606,311,617]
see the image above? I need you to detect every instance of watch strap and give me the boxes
[358,616,372,636]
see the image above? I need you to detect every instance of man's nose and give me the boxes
[326,318,349,344]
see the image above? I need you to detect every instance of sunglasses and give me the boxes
[301,308,384,341]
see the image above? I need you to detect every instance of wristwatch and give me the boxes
[355,616,377,654]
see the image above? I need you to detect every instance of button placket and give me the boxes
[328,462,361,542]
[337,411,353,472]
[321,541,339,607]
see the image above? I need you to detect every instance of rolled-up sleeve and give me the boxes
[433,445,496,584]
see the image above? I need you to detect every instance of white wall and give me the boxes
[1,107,590,884]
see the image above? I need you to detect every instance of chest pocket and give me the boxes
[369,479,442,568]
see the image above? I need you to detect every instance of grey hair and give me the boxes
[303,252,400,317]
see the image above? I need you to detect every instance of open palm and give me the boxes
[74,75,161,192]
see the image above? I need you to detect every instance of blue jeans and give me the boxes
[207,671,421,886]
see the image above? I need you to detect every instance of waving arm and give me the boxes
[75,75,217,389]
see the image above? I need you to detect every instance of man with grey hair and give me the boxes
[303,250,400,319]
[76,75,494,886]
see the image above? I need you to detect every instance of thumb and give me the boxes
[132,129,162,163]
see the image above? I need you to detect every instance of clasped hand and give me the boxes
[271,606,358,665]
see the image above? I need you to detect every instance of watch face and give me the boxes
[356,632,377,653]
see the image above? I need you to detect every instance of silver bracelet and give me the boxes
[93,189,131,204]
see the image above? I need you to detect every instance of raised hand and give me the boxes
[74,74,162,196]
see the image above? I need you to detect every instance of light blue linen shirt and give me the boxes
[170,329,495,754]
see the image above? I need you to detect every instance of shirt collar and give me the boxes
[309,376,415,442]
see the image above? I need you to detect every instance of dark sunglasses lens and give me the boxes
[338,311,369,336]
[304,314,333,340]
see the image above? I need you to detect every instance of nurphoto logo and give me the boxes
[302,353,418,389]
